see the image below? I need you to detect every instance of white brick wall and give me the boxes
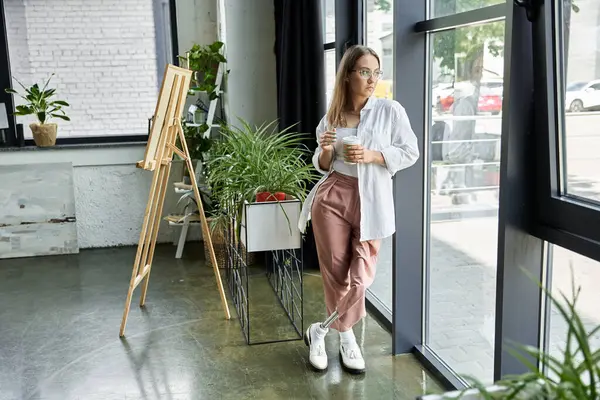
[5,0,159,138]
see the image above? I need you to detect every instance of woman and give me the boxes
[298,45,419,374]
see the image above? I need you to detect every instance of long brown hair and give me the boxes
[327,45,380,128]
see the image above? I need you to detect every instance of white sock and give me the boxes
[313,323,328,339]
[339,329,356,344]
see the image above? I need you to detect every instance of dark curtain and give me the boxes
[274,0,327,270]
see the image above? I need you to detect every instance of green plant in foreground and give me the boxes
[452,265,600,400]
[5,73,70,124]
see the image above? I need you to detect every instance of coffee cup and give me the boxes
[342,136,361,165]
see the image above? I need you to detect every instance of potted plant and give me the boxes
[206,118,319,251]
[4,73,70,147]
[178,41,227,101]
[178,41,227,157]
[419,266,600,400]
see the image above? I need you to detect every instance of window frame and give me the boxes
[531,0,600,262]
[0,0,179,148]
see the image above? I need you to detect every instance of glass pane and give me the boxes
[365,0,394,100]
[431,0,503,18]
[363,0,394,313]
[322,0,335,43]
[4,0,160,139]
[426,20,505,383]
[559,1,600,203]
[325,50,336,107]
[547,245,600,378]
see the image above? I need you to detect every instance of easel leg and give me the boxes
[120,275,137,338]
[120,158,165,337]
[176,122,230,320]
[185,156,231,320]
[140,159,173,306]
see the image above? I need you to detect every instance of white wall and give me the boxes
[222,0,278,128]
[0,146,199,249]
[4,0,159,139]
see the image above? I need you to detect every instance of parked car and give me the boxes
[565,79,600,112]
[436,79,504,114]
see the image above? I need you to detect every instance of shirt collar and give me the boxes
[363,96,377,110]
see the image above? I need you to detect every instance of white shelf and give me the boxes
[165,214,201,226]
[184,123,221,128]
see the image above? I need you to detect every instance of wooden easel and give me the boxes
[119,64,230,337]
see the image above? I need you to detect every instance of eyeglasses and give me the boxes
[352,68,383,80]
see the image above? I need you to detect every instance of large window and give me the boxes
[352,0,600,392]
[557,1,600,204]
[426,20,505,384]
[533,0,600,248]
[363,0,394,313]
[2,0,172,142]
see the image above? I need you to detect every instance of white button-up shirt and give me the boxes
[298,96,420,242]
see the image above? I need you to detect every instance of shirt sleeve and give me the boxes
[311,115,330,175]
[380,103,420,176]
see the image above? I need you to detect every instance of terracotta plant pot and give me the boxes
[30,123,58,147]
[274,192,286,201]
[256,192,286,202]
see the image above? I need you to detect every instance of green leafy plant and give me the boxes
[5,73,70,124]
[178,41,227,101]
[181,119,214,164]
[206,118,319,237]
[446,265,600,399]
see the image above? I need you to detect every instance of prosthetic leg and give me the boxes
[320,310,339,329]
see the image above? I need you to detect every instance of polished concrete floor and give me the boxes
[0,244,443,400]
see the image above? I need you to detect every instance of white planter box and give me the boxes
[240,198,302,253]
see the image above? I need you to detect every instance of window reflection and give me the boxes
[427,20,505,384]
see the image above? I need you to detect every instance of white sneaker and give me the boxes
[304,323,328,371]
[339,341,365,374]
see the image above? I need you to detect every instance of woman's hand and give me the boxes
[344,144,368,164]
[344,145,385,165]
[319,130,336,153]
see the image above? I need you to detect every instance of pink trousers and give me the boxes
[311,172,381,332]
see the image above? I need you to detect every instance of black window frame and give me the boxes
[530,0,600,263]
[0,0,179,148]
